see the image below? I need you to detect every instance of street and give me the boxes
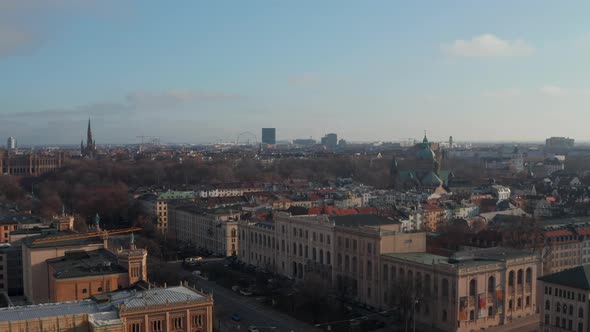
[179,268,321,332]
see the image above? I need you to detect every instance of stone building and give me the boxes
[538,265,590,332]
[169,205,239,256]
[0,284,213,332]
[238,212,427,308]
[46,234,147,302]
[22,232,105,303]
[391,134,452,191]
[381,247,540,332]
[0,151,66,176]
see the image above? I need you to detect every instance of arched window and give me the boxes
[570,305,574,315]
[508,270,515,286]
[526,268,532,284]
[488,276,496,293]
[345,255,350,273]
[326,251,331,265]
[557,302,561,312]
[509,300,513,310]
[442,278,449,297]
[517,297,522,308]
[580,307,584,318]
[416,272,422,291]
[312,247,316,260]
[488,306,493,317]
[579,322,584,332]
[564,304,568,314]
[469,310,475,321]
[469,279,477,296]
[319,249,324,264]
[545,300,550,310]
[425,274,431,296]
[352,256,357,274]
[517,269,523,285]
[400,268,405,278]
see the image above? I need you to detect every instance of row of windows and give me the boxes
[545,301,585,318]
[545,286,586,302]
[130,314,205,332]
[544,315,584,332]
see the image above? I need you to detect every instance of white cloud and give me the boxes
[442,34,534,57]
[540,85,567,97]
[482,89,521,98]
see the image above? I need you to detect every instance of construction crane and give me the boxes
[136,136,154,145]
[32,227,142,245]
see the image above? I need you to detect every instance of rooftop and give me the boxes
[0,300,104,322]
[331,214,400,227]
[47,249,126,279]
[0,214,43,225]
[538,265,590,290]
[23,230,104,249]
[106,286,207,309]
[385,247,536,268]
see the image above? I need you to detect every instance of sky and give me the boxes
[1,0,589,145]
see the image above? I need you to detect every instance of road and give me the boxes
[179,269,321,332]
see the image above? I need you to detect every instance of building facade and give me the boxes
[0,151,66,176]
[538,266,590,332]
[261,128,276,145]
[169,205,239,256]
[0,284,213,332]
[382,247,540,332]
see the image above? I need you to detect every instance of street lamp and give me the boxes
[413,299,420,332]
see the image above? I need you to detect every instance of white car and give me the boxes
[247,326,259,332]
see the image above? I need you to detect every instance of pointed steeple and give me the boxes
[87,118,93,148]
[422,130,429,144]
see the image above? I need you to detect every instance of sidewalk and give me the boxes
[484,314,539,332]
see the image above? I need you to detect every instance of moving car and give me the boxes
[231,313,241,321]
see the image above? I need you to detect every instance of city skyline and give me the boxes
[1,1,590,144]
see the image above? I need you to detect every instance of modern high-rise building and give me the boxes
[261,128,276,145]
[321,133,338,148]
[6,137,16,150]
[545,137,574,149]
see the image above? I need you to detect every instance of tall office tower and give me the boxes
[261,128,276,145]
[321,133,338,148]
[6,137,16,150]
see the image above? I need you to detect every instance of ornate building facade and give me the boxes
[391,134,453,191]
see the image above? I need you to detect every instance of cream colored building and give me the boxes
[382,247,540,332]
[238,213,334,280]
[538,265,590,332]
[333,216,426,308]
[169,205,239,256]
[238,212,427,305]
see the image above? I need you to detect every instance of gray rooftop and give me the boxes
[385,247,536,268]
[331,214,400,227]
[0,300,105,322]
[47,249,127,279]
[108,286,206,309]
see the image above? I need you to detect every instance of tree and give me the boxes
[390,276,423,329]
[300,273,330,324]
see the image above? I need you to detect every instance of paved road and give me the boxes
[180,269,321,332]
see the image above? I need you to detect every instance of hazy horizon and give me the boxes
[1,1,589,145]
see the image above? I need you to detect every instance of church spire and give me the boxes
[87,118,93,147]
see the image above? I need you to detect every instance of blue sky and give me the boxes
[1,1,589,144]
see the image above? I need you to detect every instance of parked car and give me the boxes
[240,289,253,296]
[231,313,241,321]
[231,285,240,292]
[247,326,260,332]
